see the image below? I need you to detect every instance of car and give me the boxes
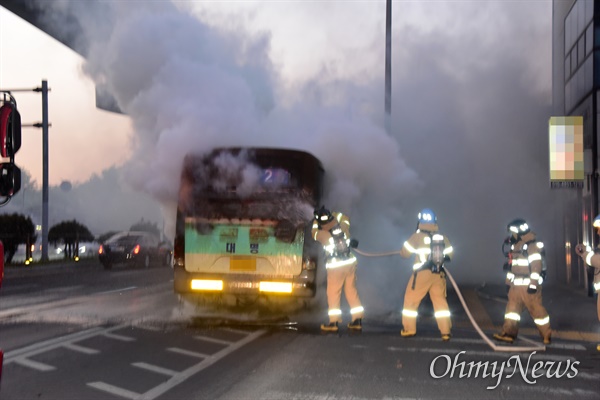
[98,231,166,270]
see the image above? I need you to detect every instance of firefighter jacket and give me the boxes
[505,231,545,290]
[581,246,600,293]
[399,223,453,271]
[311,212,357,269]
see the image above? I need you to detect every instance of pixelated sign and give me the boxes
[549,116,584,189]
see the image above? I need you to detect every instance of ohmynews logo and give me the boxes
[429,351,579,390]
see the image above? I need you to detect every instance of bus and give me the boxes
[173,147,324,310]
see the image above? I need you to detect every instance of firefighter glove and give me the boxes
[350,239,359,249]
[527,284,537,294]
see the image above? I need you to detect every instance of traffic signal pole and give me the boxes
[0,80,50,261]
[41,80,49,262]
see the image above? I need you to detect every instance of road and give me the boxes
[0,261,598,399]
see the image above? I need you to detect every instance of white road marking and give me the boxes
[4,325,128,372]
[167,347,209,359]
[84,329,265,400]
[132,362,179,377]
[13,358,55,371]
[103,332,136,342]
[140,329,266,400]
[193,335,233,345]
[63,343,100,355]
[4,327,105,361]
[87,382,140,400]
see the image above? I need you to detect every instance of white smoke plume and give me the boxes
[18,1,559,316]
[77,2,420,252]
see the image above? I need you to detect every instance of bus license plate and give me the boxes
[230,257,256,271]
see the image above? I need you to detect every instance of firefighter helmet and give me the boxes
[593,215,600,229]
[507,218,530,235]
[314,206,334,225]
[418,208,436,224]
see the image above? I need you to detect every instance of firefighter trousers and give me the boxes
[402,270,451,335]
[326,263,363,323]
[501,285,551,340]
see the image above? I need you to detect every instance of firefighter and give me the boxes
[574,214,600,352]
[493,219,552,344]
[312,206,363,332]
[399,209,453,341]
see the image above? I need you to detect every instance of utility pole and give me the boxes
[384,0,392,135]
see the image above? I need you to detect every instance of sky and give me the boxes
[0,1,559,292]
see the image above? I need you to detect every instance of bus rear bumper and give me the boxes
[173,267,316,298]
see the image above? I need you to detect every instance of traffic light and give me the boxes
[0,163,21,197]
[0,102,21,158]
[0,101,22,199]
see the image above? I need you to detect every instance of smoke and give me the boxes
[21,1,557,316]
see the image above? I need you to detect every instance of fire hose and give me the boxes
[353,248,546,352]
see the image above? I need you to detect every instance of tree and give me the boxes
[48,220,94,259]
[130,219,161,238]
[0,213,36,263]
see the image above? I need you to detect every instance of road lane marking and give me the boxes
[193,335,233,345]
[140,329,266,400]
[13,358,56,371]
[88,382,140,400]
[84,329,265,400]
[4,325,127,369]
[103,332,136,342]
[167,347,209,358]
[4,327,105,361]
[63,343,100,354]
[132,362,179,377]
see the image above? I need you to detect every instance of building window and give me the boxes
[586,23,593,56]
[579,36,586,65]
[584,55,593,93]
[566,54,571,80]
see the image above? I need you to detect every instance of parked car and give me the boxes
[98,231,166,270]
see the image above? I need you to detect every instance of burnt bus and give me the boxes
[173,147,324,308]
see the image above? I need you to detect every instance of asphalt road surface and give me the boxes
[0,261,598,400]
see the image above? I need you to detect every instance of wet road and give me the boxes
[0,261,598,399]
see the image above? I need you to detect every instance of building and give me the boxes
[553,0,597,293]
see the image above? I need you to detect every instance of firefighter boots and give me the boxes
[493,332,515,343]
[348,318,362,331]
[320,322,339,333]
[543,335,551,345]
